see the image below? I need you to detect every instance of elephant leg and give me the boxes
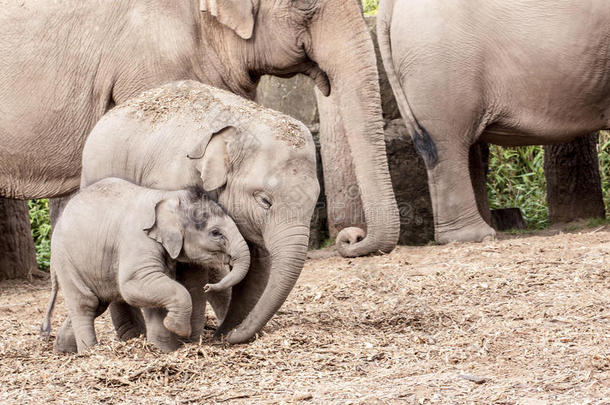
[142,308,183,353]
[109,302,146,341]
[54,303,108,353]
[175,263,208,342]
[54,317,77,353]
[121,274,192,338]
[65,297,100,353]
[205,264,232,324]
[425,129,495,244]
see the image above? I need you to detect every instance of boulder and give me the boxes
[255,74,318,130]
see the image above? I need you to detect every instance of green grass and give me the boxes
[28,199,51,270]
[486,145,548,229]
[486,133,610,230]
[319,237,335,249]
[587,217,610,228]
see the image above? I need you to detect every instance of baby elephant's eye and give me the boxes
[255,192,272,210]
[209,228,223,239]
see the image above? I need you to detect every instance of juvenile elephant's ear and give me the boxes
[188,126,238,192]
[200,0,259,40]
[144,197,184,260]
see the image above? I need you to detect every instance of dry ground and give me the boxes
[1,227,608,404]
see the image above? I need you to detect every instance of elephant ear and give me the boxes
[187,126,239,192]
[144,197,184,260]
[199,0,259,40]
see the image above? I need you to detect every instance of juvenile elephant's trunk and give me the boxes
[215,224,309,343]
[204,222,251,292]
[310,0,400,257]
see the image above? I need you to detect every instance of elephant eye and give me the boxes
[255,192,273,210]
[209,228,223,239]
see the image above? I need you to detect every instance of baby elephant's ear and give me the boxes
[188,126,238,192]
[143,197,184,260]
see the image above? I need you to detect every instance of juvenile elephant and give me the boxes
[81,81,320,344]
[0,0,399,259]
[378,0,609,243]
[41,178,250,353]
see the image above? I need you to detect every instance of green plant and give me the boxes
[486,134,610,230]
[320,237,335,249]
[486,145,548,229]
[587,217,610,228]
[28,199,51,269]
[362,0,379,15]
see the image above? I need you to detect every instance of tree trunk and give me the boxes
[544,133,605,224]
[0,199,38,280]
[469,142,492,226]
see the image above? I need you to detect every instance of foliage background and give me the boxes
[362,0,380,15]
[28,199,51,269]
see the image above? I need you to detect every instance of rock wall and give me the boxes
[255,16,435,247]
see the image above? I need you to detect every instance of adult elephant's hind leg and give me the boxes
[423,126,495,244]
[109,302,146,341]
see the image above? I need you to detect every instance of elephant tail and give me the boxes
[377,2,438,169]
[40,268,58,341]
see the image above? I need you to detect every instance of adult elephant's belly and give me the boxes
[481,113,607,147]
[0,74,105,199]
[0,121,87,199]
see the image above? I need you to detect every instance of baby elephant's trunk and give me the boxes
[204,222,250,293]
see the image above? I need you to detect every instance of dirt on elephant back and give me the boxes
[117,81,307,150]
[0,227,609,404]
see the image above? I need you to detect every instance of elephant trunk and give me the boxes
[216,224,309,344]
[310,0,400,257]
[204,221,251,293]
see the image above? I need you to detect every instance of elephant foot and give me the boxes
[54,318,78,353]
[115,322,144,342]
[436,221,495,244]
[163,315,191,339]
[148,334,184,353]
[110,303,146,341]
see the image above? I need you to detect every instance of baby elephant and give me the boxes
[41,177,249,353]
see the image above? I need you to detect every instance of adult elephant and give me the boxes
[0,0,399,256]
[378,0,609,244]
